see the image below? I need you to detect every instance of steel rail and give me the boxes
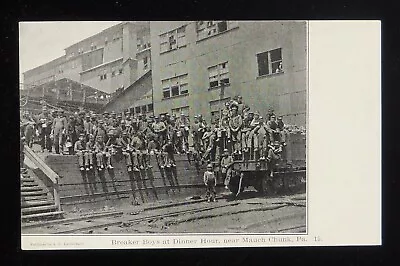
[54,202,240,234]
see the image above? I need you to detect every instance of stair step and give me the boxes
[21,183,40,188]
[21,200,54,208]
[22,195,49,201]
[21,204,58,215]
[21,187,44,192]
[21,190,48,197]
[21,178,36,182]
[22,211,64,221]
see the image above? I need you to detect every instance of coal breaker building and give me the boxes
[150,21,307,126]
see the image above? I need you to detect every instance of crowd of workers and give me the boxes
[20,95,306,201]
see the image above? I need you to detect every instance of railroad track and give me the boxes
[55,201,241,234]
[22,194,306,234]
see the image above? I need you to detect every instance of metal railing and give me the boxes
[23,145,62,211]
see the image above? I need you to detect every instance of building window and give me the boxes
[147,103,153,112]
[90,42,97,50]
[208,62,230,89]
[135,106,140,113]
[113,33,122,41]
[99,70,107,80]
[161,74,189,99]
[143,56,149,70]
[137,35,151,52]
[171,106,189,116]
[160,25,186,54]
[196,21,238,40]
[257,48,283,76]
[141,105,147,113]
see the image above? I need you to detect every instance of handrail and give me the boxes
[23,145,62,211]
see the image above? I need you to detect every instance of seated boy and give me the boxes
[74,133,86,171]
[162,140,176,167]
[266,141,283,177]
[94,135,112,170]
[119,132,134,172]
[220,149,233,189]
[84,134,95,170]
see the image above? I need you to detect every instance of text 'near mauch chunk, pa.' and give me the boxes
[111,236,318,247]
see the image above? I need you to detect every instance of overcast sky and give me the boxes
[19,21,122,85]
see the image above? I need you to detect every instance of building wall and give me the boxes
[80,58,125,94]
[23,56,66,88]
[150,21,307,126]
[103,71,152,113]
[23,22,151,96]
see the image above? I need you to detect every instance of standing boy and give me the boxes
[203,164,217,202]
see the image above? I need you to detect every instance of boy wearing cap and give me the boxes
[94,135,111,170]
[176,113,190,151]
[104,131,118,169]
[220,149,233,189]
[85,134,95,170]
[266,141,283,177]
[52,110,68,154]
[277,116,287,146]
[241,111,253,156]
[204,164,217,202]
[248,112,262,160]
[153,116,167,147]
[266,108,276,121]
[265,115,279,142]
[130,132,144,171]
[229,105,243,156]
[38,106,52,152]
[162,140,176,168]
[24,121,35,148]
[74,133,87,171]
[84,114,94,141]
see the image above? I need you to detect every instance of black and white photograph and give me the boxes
[18,20,381,250]
[17,20,382,250]
[19,21,307,237]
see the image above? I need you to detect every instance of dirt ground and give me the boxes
[22,191,306,234]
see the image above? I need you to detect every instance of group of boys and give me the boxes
[20,94,290,201]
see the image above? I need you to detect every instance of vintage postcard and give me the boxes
[19,20,380,249]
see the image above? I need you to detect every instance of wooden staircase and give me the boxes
[21,167,64,222]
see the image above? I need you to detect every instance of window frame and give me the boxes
[196,21,239,41]
[256,48,284,77]
[159,25,187,54]
[161,74,189,100]
[207,61,230,89]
